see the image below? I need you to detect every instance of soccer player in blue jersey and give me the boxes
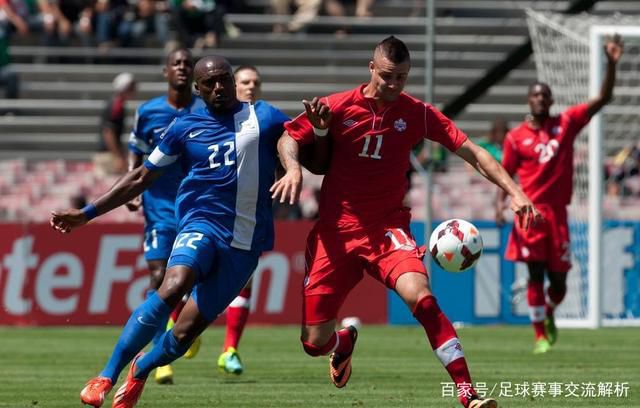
[51,55,289,408]
[125,47,205,385]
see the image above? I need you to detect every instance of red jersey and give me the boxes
[502,104,591,206]
[285,84,467,229]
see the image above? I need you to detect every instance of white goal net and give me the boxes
[526,10,640,327]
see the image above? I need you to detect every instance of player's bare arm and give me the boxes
[456,139,539,229]
[587,34,623,117]
[301,97,332,174]
[50,166,161,233]
[125,151,144,211]
[495,186,509,226]
[271,132,303,205]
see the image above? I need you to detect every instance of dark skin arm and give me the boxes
[50,166,161,233]
[586,35,624,118]
[125,151,144,211]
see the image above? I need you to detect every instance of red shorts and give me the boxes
[505,204,571,273]
[303,212,427,325]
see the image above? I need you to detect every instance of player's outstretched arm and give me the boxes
[456,139,540,229]
[587,34,624,117]
[50,166,161,233]
[125,151,144,211]
[271,132,303,205]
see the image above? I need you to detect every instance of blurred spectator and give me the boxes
[607,143,640,196]
[38,0,74,46]
[0,34,18,99]
[93,0,129,50]
[0,0,40,39]
[325,0,375,36]
[117,0,171,47]
[93,72,136,176]
[477,117,508,162]
[170,0,228,49]
[271,0,321,34]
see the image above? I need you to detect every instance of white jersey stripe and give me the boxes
[148,147,178,167]
[231,104,260,250]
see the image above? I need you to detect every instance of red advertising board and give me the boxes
[0,222,387,326]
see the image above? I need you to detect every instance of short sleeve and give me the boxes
[144,117,181,171]
[128,108,152,155]
[564,103,590,134]
[501,132,519,176]
[424,104,468,151]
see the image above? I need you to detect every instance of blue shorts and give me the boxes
[143,226,177,261]
[167,227,260,321]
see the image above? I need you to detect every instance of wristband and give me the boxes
[313,126,329,137]
[82,203,98,221]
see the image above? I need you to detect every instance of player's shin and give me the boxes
[99,293,172,383]
[527,281,546,339]
[134,330,191,379]
[413,295,478,407]
[223,287,252,350]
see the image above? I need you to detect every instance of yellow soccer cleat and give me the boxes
[545,316,558,345]
[154,365,173,385]
[533,337,552,354]
[217,347,244,375]
[184,336,201,360]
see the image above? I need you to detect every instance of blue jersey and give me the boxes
[128,95,205,231]
[144,101,288,252]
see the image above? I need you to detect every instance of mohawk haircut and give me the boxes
[374,36,410,64]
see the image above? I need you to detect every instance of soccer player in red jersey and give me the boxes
[496,35,623,354]
[271,36,539,408]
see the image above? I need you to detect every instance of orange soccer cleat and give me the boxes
[329,325,358,388]
[80,376,113,407]
[112,353,147,408]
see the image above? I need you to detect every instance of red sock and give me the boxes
[413,295,476,406]
[527,281,546,339]
[170,299,186,323]
[223,288,252,350]
[334,327,354,355]
[546,285,566,317]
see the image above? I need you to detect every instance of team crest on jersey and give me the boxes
[522,138,533,146]
[552,126,562,135]
[394,118,407,132]
[343,119,358,127]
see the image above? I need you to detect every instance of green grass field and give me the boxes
[0,325,637,407]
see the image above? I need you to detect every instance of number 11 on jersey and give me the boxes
[358,134,383,159]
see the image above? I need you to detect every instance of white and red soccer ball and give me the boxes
[429,219,483,273]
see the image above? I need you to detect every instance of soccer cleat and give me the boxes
[154,365,173,385]
[533,337,551,354]
[329,325,358,388]
[80,376,113,407]
[217,347,244,375]
[183,336,201,359]
[545,316,558,345]
[112,353,147,408]
[467,397,498,408]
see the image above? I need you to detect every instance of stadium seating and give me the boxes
[1,0,638,221]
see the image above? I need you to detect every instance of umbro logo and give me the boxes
[153,127,166,134]
[343,119,358,127]
[189,129,205,138]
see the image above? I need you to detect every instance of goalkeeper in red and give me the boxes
[272,36,538,408]
[496,35,623,354]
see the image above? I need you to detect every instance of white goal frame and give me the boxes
[528,11,640,329]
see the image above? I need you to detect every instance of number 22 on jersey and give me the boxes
[358,134,383,159]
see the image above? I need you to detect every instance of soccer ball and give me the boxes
[429,219,483,273]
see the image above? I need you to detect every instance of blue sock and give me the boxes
[99,293,172,384]
[134,330,191,379]
[146,289,169,346]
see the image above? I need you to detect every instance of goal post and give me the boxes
[526,10,640,328]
